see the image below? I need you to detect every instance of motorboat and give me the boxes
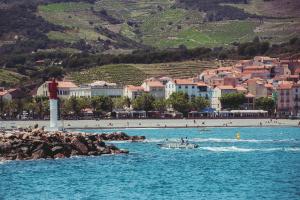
[157,142,198,149]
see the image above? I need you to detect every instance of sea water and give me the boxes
[1,127,300,200]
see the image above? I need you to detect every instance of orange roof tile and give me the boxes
[264,83,273,88]
[174,78,197,85]
[145,81,164,87]
[295,68,300,73]
[236,86,247,91]
[278,83,293,90]
[217,67,232,71]
[217,85,236,90]
[196,82,207,87]
[245,93,255,98]
[126,85,144,91]
[46,81,77,88]
[244,66,267,70]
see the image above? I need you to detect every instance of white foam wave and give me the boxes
[0,160,11,164]
[144,138,299,144]
[199,146,300,152]
[107,141,131,144]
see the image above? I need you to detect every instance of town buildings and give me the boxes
[30,56,300,117]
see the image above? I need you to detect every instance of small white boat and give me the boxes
[157,142,198,149]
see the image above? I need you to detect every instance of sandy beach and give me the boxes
[1,118,300,130]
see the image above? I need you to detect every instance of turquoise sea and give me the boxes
[1,127,300,200]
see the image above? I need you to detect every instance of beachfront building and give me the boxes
[211,85,237,111]
[123,85,145,99]
[90,81,123,98]
[247,79,273,98]
[165,78,212,100]
[141,79,165,99]
[36,81,78,99]
[69,86,91,98]
[277,82,300,117]
[37,80,123,99]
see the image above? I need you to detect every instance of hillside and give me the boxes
[1,0,299,55]
[0,0,299,89]
[70,60,237,85]
[0,69,25,87]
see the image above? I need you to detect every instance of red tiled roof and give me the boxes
[295,68,300,73]
[264,83,273,88]
[217,85,236,90]
[46,81,77,88]
[146,81,164,87]
[236,86,247,91]
[245,93,255,98]
[174,78,196,85]
[217,67,232,71]
[278,83,293,90]
[126,85,144,91]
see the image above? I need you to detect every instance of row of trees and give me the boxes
[220,93,275,114]
[0,92,210,119]
[0,92,276,119]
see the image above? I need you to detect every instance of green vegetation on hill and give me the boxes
[38,2,105,43]
[71,64,147,85]
[0,69,24,86]
[70,60,236,85]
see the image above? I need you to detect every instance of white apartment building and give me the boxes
[211,85,237,111]
[165,78,212,100]
[141,79,165,99]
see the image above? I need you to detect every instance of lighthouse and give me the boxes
[48,79,59,131]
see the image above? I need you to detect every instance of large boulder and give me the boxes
[71,138,89,155]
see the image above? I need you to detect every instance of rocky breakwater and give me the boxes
[0,129,145,161]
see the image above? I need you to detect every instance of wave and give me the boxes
[144,138,299,144]
[199,146,300,152]
[0,160,12,165]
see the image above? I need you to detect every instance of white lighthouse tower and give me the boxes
[48,79,59,131]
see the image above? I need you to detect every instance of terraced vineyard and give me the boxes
[70,60,237,85]
[38,2,107,43]
[36,0,300,51]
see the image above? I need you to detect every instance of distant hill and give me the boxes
[0,0,299,55]
[0,0,299,89]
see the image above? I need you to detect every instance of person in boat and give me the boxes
[180,138,184,144]
[185,137,189,145]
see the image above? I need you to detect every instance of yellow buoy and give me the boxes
[235,132,241,140]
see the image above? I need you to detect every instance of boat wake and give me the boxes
[144,138,299,144]
[199,146,300,152]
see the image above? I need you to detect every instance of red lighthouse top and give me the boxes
[48,79,58,99]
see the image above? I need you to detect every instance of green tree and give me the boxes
[167,92,190,115]
[220,93,246,110]
[113,97,131,109]
[132,93,155,111]
[153,99,166,112]
[255,97,275,114]
[64,97,87,117]
[190,96,210,111]
[3,100,17,118]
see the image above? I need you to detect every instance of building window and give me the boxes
[179,85,181,89]
[185,86,188,89]
[192,86,195,89]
